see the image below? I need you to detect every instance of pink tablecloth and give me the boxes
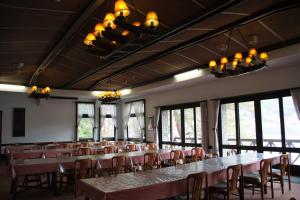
[80,153,281,200]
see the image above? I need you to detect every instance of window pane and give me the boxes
[222,149,237,157]
[261,99,282,147]
[172,109,181,142]
[101,118,114,138]
[283,96,300,148]
[161,110,170,142]
[128,117,141,139]
[196,107,202,144]
[184,108,194,143]
[221,103,236,145]
[288,152,300,166]
[78,118,93,139]
[239,101,256,146]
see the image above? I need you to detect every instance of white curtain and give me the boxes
[100,104,117,140]
[291,89,300,120]
[200,101,209,152]
[154,107,161,145]
[77,103,95,141]
[209,100,220,154]
[132,101,145,142]
[122,103,132,141]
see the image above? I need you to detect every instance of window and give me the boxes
[159,103,203,148]
[100,104,116,140]
[218,90,300,171]
[127,100,145,141]
[77,103,95,140]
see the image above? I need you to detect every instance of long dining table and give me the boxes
[79,153,281,200]
[9,149,191,199]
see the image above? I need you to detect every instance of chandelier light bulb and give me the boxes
[132,21,141,27]
[234,52,243,62]
[232,60,238,70]
[246,56,252,65]
[248,48,257,57]
[220,57,228,65]
[114,0,130,18]
[103,13,117,30]
[209,60,217,70]
[145,11,159,28]
[31,85,38,93]
[94,23,105,37]
[260,52,268,62]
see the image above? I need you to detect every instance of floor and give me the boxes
[1,160,299,200]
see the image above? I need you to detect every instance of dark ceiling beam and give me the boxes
[63,0,244,88]
[89,0,300,90]
[128,36,300,90]
[28,0,105,86]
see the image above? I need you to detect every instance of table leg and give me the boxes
[52,172,57,195]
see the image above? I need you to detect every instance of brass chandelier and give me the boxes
[208,29,269,78]
[97,79,121,102]
[83,0,159,48]
[29,85,51,98]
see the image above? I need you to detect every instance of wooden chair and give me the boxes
[144,152,159,170]
[80,142,90,148]
[209,164,244,200]
[101,140,110,146]
[78,147,92,155]
[205,153,219,159]
[164,150,184,166]
[93,149,105,155]
[126,144,137,152]
[244,158,274,200]
[57,153,74,193]
[187,172,208,200]
[272,154,291,194]
[75,159,93,196]
[56,152,72,158]
[104,146,116,154]
[116,140,125,145]
[112,156,128,174]
[147,143,157,150]
[191,147,205,162]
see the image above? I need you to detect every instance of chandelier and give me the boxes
[29,85,51,98]
[83,0,159,55]
[208,29,269,78]
[98,90,121,102]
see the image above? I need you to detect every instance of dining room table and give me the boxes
[79,152,281,200]
[9,148,192,199]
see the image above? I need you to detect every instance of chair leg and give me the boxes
[271,178,274,199]
[261,184,264,200]
[252,184,255,195]
[288,174,291,191]
[280,177,284,194]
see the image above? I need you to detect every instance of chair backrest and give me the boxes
[126,144,136,152]
[80,142,90,148]
[187,172,208,200]
[104,146,115,154]
[56,151,72,158]
[144,152,158,170]
[147,143,157,150]
[112,156,127,174]
[75,158,92,179]
[93,149,104,155]
[280,154,290,175]
[260,158,273,185]
[116,141,125,145]
[192,147,204,161]
[170,150,184,165]
[79,147,92,155]
[227,164,243,195]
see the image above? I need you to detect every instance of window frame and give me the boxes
[99,103,117,141]
[218,89,300,174]
[158,101,205,149]
[126,99,146,142]
[76,102,95,141]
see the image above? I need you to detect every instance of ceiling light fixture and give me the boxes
[97,79,121,102]
[83,0,159,56]
[29,85,51,98]
[0,84,27,93]
[174,69,203,82]
[208,28,269,78]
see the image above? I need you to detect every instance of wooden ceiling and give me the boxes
[1,0,300,90]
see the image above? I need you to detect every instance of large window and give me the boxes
[159,102,203,148]
[218,90,300,171]
[127,100,145,141]
[100,104,116,140]
[77,103,95,140]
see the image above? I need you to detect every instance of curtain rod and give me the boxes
[210,86,300,101]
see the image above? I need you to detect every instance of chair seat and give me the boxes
[244,172,261,184]
[209,182,227,195]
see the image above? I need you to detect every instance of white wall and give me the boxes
[121,63,300,147]
[0,92,77,144]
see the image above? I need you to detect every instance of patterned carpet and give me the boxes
[1,160,299,200]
